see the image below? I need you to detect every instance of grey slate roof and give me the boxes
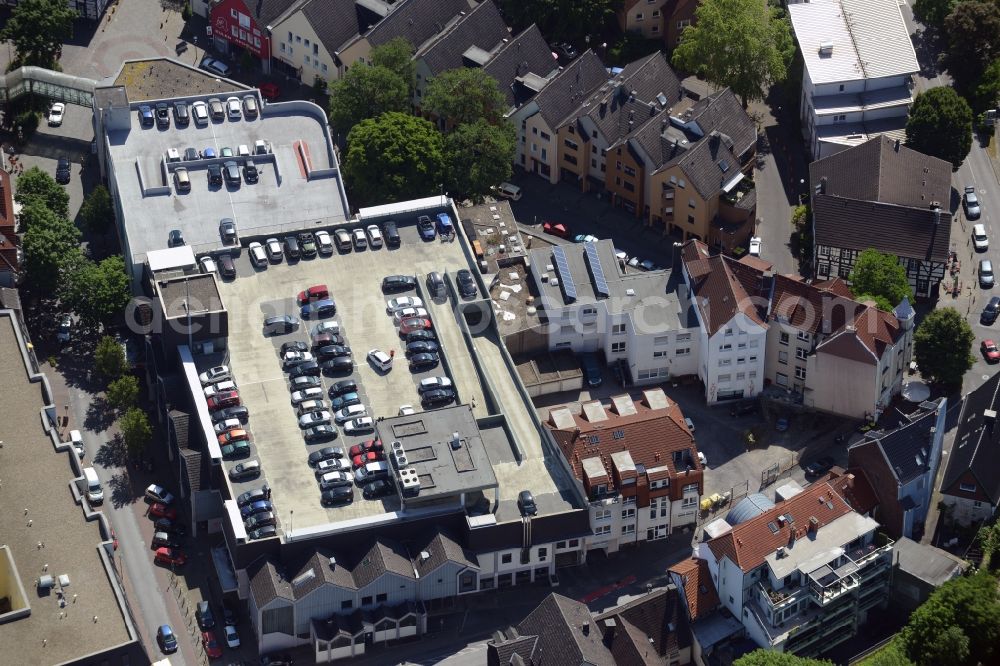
[416,530,479,575]
[679,88,757,161]
[416,0,509,76]
[595,586,692,664]
[666,133,741,200]
[365,0,470,48]
[942,371,1000,504]
[482,24,559,109]
[293,550,357,597]
[516,593,614,665]
[248,0,300,27]
[812,194,952,262]
[850,405,940,485]
[487,632,539,666]
[893,537,967,586]
[809,135,952,208]
[531,50,610,129]
[352,539,415,589]
[299,0,386,56]
[249,558,294,608]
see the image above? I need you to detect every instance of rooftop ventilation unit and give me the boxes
[819,41,834,55]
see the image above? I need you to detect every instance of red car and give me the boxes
[259,82,280,100]
[352,451,382,468]
[399,318,433,335]
[154,547,187,566]
[207,390,240,410]
[149,502,178,521]
[543,221,569,238]
[349,439,383,458]
[217,428,249,446]
[297,284,329,305]
[201,630,223,658]
[983,339,1000,363]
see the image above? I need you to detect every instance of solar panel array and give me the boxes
[551,245,577,303]
[583,242,609,297]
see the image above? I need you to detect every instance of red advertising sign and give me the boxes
[210,0,270,59]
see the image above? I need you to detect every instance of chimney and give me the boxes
[894,139,900,151]
[582,621,590,636]
[808,516,819,533]
[776,546,785,559]
[817,177,827,196]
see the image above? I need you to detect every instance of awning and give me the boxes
[722,172,744,193]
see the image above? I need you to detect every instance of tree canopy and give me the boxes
[94,335,127,380]
[369,38,415,89]
[906,87,973,170]
[848,249,913,307]
[496,0,617,45]
[20,201,80,292]
[424,68,508,126]
[733,650,832,666]
[912,0,957,27]
[79,184,115,235]
[672,0,793,107]
[943,1,1000,88]
[60,255,131,328]
[913,307,974,386]
[327,65,409,134]
[0,0,75,67]
[976,58,1000,112]
[106,374,139,412]
[445,119,516,201]
[119,406,151,458]
[15,166,70,221]
[344,112,446,204]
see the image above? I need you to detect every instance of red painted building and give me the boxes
[208,0,297,63]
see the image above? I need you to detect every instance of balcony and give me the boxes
[847,535,894,568]
[721,175,756,210]
[757,581,804,616]
[809,572,860,606]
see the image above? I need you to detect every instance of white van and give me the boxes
[70,429,85,459]
[496,182,522,200]
[83,467,104,505]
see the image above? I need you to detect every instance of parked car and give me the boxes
[154,517,186,536]
[291,387,324,404]
[749,236,762,257]
[421,388,456,407]
[229,460,261,480]
[248,525,278,540]
[343,417,375,434]
[303,425,339,443]
[48,102,65,126]
[206,391,241,411]
[196,600,216,629]
[367,349,393,372]
[199,256,218,275]
[330,392,361,410]
[55,156,71,184]
[313,320,341,337]
[297,399,328,415]
[684,417,695,433]
[242,94,259,118]
[289,360,321,378]
[312,332,344,348]
[417,215,436,240]
[393,307,429,325]
[191,101,209,125]
[352,451,382,468]
[382,275,417,293]
[199,365,230,385]
[518,490,538,516]
[981,259,995,288]
[308,447,345,465]
[319,471,353,490]
[225,96,242,120]
[264,237,283,262]
[349,440,383,458]
[157,625,178,654]
[285,235,300,260]
[543,220,569,238]
[248,242,268,268]
[154,547,187,567]
[554,42,578,61]
[335,404,367,424]
[350,227,367,250]
[399,318,432,335]
[264,315,300,336]
[298,232,318,257]
[363,480,394,500]
[407,330,437,344]
[204,380,237,397]
[145,484,175,505]
[983,297,1000,325]
[217,254,236,279]
[321,486,354,506]
[299,410,332,428]
[386,296,423,313]
[244,511,276,530]
[316,458,350,475]
[425,271,445,297]
[301,299,337,319]
[138,104,154,127]
[982,339,1000,363]
[223,161,241,187]
[384,220,400,247]
[580,353,602,387]
[418,376,452,393]
[804,456,836,478]
[329,380,358,397]
[149,502,177,520]
[455,269,477,298]
[974,223,989,252]
[236,486,270,507]
[334,228,352,252]
[282,350,314,369]
[211,405,248,423]
[406,341,439,356]
[964,185,982,220]
[281,340,309,355]
[315,230,334,254]
[155,102,170,128]
[243,158,259,183]
[353,460,389,483]
[220,440,251,458]
[240,500,273,520]
[224,624,241,649]
[321,357,354,374]
[316,345,351,362]
[200,56,231,77]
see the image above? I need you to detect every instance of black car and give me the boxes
[307,446,345,465]
[173,101,189,126]
[518,490,538,516]
[236,486,270,506]
[285,235,300,260]
[311,332,344,348]
[804,456,836,478]
[207,163,223,186]
[416,215,435,239]
[383,220,400,247]
[421,388,455,407]
[409,352,440,370]
[321,357,354,374]
[153,517,187,536]
[196,601,216,629]
[218,254,236,279]
[289,360,321,378]
[329,379,358,397]
[382,275,417,293]
[183,147,199,161]
[155,102,170,128]
[406,329,437,344]
[554,42,578,62]
[211,405,249,423]
[138,104,154,127]
[298,232,317,257]
[316,344,351,360]
[244,158,259,183]
[426,271,445,297]
[983,296,1000,324]
[280,340,309,354]
[55,156,71,184]
[363,479,393,500]
[223,161,241,187]
[168,229,185,247]
[219,218,237,245]
[248,525,278,540]
[321,486,354,506]
[406,341,439,356]
[456,269,477,298]
[264,314,299,335]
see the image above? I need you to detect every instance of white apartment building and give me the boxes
[788,0,919,159]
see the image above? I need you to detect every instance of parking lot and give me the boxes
[214,219,482,532]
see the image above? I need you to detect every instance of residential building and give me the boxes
[809,136,952,298]
[546,388,705,552]
[0,170,20,287]
[939,371,1000,526]
[663,0,700,50]
[681,241,768,403]
[594,586,693,665]
[484,24,561,116]
[208,0,297,68]
[617,0,700,48]
[670,557,745,664]
[890,537,967,612]
[699,481,894,657]
[788,0,919,158]
[846,399,947,539]
[526,239,700,385]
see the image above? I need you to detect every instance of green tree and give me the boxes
[976,58,1000,111]
[913,307,975,386]
[848,249,913,306]
[913,0,957,27]
[423,68,507,126]
[61,255,131,327]
[672,0,793,107]
[0,0,75,67]
[496,0,616,45]
[119,407,151,459]
[853,293,894,312]
[106,374,139,412]
[977,521,1000,563]
[327,65,408,133]
[94,335,127,380]
[943,1,1000,88]
[370,37,415,89]
[344,112,446,204]
[906,87,973,169]
[15,166,70,220]
[863,640,915,666]
[445,119,516,201]
[733,650,831,666]
[79,184,114,234]
[20,202,80,292]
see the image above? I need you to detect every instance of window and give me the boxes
[778,350,788,364]
[749,370,757,378]
[622,508,636,519]
[676,347,691,356]
[780,332,789,346]
[797,331,810,342]
[720,343,732,351]
[595,509,612,520]
[565,138,579,150]
[622,524,636,534]
[624,165,636,177]
[960,482,977,493]
[595,524,611,536]
[718,374,731,382]
[280,43,286,52]
[736,357,746,365]
[736,372,745,380]
[341,600,352,610]
[322,64,328,73]
[839,84,845,91]
[688,215,695,225]
[795,366,806,380]
[541,148,547,161]
[635,12,644,21]
[682,496,697,506]
[540,131,551,141]
[749,355,758,363]
[653,10,660,17]
[362,596,373,606]
[678,179,686,188]
[719,358,731,367]
[776,372,788,387]
[376,593,387,603]
[612,341,627,353]
[653,350,668,358]
[538,548,548,561]
[796,347,807,360]
[677,19,691,29]
[304,56,310,65]
[677,333,691,342]
[304,38,310,47]
[501,553,513,564]
[624,181,635,192]
[532,127,538,135]
[689,198,696,209]
[650,479,667,489]
[569,539,579,548]
[750,339,759,348]
[295,35,302,43]
[613,429,625,440]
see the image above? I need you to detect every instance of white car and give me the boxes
[204,380,237,397]
[265,237,283,261]
[398,405,415,416]
[225,96,242,120]
[386,296,423,313]
[312,321,340,336]
[343,417,375,434]
[199,365,230,385]
[48,102,65,126]
[299,410,332,428]
[191,100,209,125]
[749,236,762,257]
[282,350,314,368]
[248,241,267,267]
[237,144,250,157]
[335,404,368,424]
[214,418,243,434]
[315,230,334,254]
[367,349,393,372]
[697,451,708,467]
[291,387,324,404]
[393,307,429,325]
[315,458,350,474]
[418,376,452,393]
[352,228,367,249]
[297,399,327,414]
[69,429,85,459]
[199,256,218,275]
[200,56,231,77]
[366,225,384,248]
[973,224,989,252]
[224,624,240,649]
[144,484,175,505]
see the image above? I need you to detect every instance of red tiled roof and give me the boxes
[0,170,12,229]
[706,482,854,572]
[682,240,768,336]
[814,277,853,298]
[738,254,773,272]
[824,468,880,515]
[669,558,719,620]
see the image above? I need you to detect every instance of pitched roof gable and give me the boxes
[942,372,1000,504]
[849,406,939,485]
[682,240,767,336]
[416,530,479,575]
[667,133,741,200]
[595,586,692,662]
[352,539,415,588]
[299,0,384,57]
[517,593,614,665]
[531,50,609,129]
[668,558,720,620]
[482,24,558,109]
[681,88,757,160]
[416,0,509,76]
[365,0,469,48]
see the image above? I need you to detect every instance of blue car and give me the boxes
[240,500,272,520]
[417,215,436,240]
[157,624,178,653]
[203,147,217,159]
[330,392,360,410]
[139,105,154,127]
[300,298,336,319]
[436,212,454,235]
